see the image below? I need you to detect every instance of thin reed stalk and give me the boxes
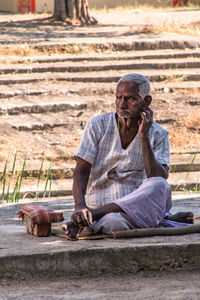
[48,174,52,198]
[43,162,52,198]
[1,157,8,202]
[6,152,17,203]
[36,157,44,200]
[15,155,27,202]
[12,175,20,202]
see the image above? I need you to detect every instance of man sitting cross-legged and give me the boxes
[62,73,193,239]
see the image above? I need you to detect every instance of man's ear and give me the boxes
[143,95,152,107]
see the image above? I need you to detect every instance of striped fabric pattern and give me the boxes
[75,112,170,209]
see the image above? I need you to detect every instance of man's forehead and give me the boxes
[116,80,140,93]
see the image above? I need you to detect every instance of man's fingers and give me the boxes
[80,210,90,226]
[143,107,153,120]
[71,213,82,226]
[88,210,93,225]
[140,111,146,121]
[71,208,93,227]
[82,209,93,226]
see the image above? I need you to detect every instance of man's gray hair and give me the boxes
[117,73,150,100]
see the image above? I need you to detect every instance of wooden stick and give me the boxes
[112,224,200,239]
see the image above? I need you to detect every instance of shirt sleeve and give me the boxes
[74,117,101,165]
[152,130,170,166]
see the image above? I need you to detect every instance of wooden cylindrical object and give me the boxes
[113,224,200,239]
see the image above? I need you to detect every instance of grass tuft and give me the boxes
[0,155,53,203]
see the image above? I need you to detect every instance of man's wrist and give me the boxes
[74,199,87,211]
[75,204,87,211]
[139,133,150,141]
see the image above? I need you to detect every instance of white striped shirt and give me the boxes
[75,112,170,209]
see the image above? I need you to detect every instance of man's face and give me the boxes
[116,80,144,119]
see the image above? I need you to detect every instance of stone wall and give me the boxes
[0,0,17,12]
[90,0,199,8]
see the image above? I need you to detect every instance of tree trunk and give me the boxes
[80,0,97,24]
[68,0,75,19]
[54,0,67,21]
[53,0,97,24]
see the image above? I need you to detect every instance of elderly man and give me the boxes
[63,73,193,239]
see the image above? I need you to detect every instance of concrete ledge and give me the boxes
[1,197,200,278]
[1,242,200,279]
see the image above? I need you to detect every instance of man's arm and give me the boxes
[72,157,93,226]
[139,107,169,179]
[140,135,169,179]
[72,157,124,226]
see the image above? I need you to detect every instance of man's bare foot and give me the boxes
[166,212,194,224]
[61,222,81,240]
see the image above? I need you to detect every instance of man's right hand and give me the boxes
[71,207,93,227]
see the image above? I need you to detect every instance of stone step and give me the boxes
[0,100,87,115]
[1,152,199,178]
[1,168,200,200]
[1,69,200,85]
[0,108,180,132]
[0,157,199,180]
[1,89,195,117]
[1,81,200,101]
[2,31,199,49]
[169,171,200,192]
[5,49,200,64]
[32,34,200,52]
[2,58,200,75]
[4,114,87,132]
[0,179,74,201]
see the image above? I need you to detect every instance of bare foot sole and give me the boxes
[61,222,81,240]
[166,212,194,224]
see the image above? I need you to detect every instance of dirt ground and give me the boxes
[0,7,200,28]
[0,8,199,168]
[0,9,199,178]
[0,86,199,168]
[1,270,200,300]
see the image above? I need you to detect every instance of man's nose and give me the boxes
[119,96,127,108]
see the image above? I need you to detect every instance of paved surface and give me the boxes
[1,194,200,278]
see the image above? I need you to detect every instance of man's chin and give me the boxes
[117,112,133,119]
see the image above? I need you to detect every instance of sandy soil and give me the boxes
[1,270,200,299]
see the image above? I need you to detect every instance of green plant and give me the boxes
[15,154,27,202]
[0,153,27,203]
[43,162,52,198]
[182,151,200,194]
[6,152,17,202]
[1,156,8,202]
[0,155,52,203]
[186,151,197,179]
[33,157,52,200]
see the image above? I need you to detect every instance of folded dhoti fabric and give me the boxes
[18,204,64,237]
